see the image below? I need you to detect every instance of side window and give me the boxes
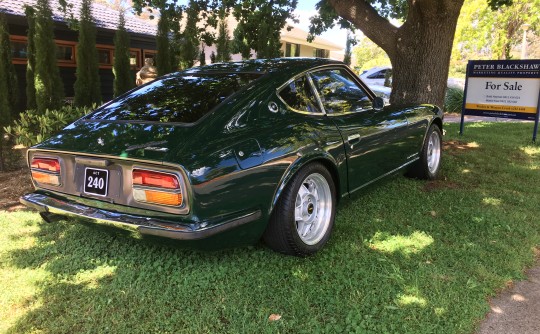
[278,75,321,114]
[368,70,386,79]
[309,68,372,114]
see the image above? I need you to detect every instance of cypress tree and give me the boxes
[210,51,216,64]
[179,0,200,69]
[35,0,64,112]
[25,6,37,110]
[0,14,18,118]
[343,31,355,66]
[232,22,251,60]
[74,0,101,107]
[215,11,231,62]
[199,46,206,66]
[113,10,132,97]
[156,2,173,75]
[0,14,18,170]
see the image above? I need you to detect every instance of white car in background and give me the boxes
[368,84,391,105]
[361,66,465,89]
[360,66,392,86]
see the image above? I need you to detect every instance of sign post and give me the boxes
[460,59,540,142]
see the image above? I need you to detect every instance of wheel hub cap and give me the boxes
[294,173,332,245]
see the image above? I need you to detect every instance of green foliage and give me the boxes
[0,14,18,129]
[35,0,65,112]
[74,0,101,107]
[113,10,133,98]
[231,0,297,59]
[179,0,201,69]
[353,37,391,71]
[452,0,539,69]
[215,11,232,62]
[2,123,540,333]
[199,47,206,66]
[4,105,92,147]
[210,51,216,63]
[343,31,356,66]
[156,2,173,75]
[444,87,464,113]
[231,21,251,59]
[25,6,37,110]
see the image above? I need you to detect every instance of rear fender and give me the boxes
[268,151,339,215]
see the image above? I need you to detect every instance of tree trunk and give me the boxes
[391,1,463,107]
[329,0,464,108]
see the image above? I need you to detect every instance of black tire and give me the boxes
[263,163,336,256]
[409,124,442,180]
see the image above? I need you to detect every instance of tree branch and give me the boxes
[327,0,398,58]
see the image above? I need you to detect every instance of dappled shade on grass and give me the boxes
[0,122,539,333]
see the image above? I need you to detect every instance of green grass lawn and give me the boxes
[1,122,539,334]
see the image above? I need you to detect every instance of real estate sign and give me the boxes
[460,59,540,141]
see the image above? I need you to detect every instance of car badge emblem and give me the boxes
[97,137,105,146]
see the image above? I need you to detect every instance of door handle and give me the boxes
[347,134,361,148]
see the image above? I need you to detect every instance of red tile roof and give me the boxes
[0,0,157,36]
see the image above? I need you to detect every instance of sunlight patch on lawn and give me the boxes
[367,231,434,256]
[521,146,540,157]
[73,265,117,289]
[482,197,502,206]
[396,294,427,307]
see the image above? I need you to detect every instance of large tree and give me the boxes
[35,0,64,112]
[231,0,296,58]
[74,0,101,107]
[133,0,297,62]
[309,0,513,108]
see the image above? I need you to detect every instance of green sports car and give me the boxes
[21,58,443,256]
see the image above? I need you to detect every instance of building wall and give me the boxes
[7,15,156,112]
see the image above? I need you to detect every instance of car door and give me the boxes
[308,67,409,193]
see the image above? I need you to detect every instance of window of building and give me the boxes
[11,40,28,59]
[285,43,300,57]
[313,48,330,58]
[130,49,141,68]
[97,48,113,65]
[56,43,75,63]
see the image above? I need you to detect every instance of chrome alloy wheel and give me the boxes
[427,131,441,174]
[294,173,333,245]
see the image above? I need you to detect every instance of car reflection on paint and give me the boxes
[21,58,443,256]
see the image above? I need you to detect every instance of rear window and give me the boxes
[90,73,262,123]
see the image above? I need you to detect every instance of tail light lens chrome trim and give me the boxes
[132,168,184,207]
[30,157,61,186]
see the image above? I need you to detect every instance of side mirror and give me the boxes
[373,96,385,110]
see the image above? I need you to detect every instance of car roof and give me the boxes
[181,58,344,76]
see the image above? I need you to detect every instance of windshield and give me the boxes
[90,72,262,123]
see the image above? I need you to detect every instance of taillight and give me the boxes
[132,169,183,207]
[31,158,61,186]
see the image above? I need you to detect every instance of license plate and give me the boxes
[84,167,109,197]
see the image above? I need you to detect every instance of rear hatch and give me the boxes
[28,70,263,215]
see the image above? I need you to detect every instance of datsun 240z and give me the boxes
[21,58,443,256]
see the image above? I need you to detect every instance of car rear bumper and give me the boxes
[20,192,262,241]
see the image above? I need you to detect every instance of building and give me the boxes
[2,0,158,112]
[2,0,344,112]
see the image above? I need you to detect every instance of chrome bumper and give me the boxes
[20,193,261,241]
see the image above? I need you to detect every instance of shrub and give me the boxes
[444,86,464,113]
[4,105,92,147]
